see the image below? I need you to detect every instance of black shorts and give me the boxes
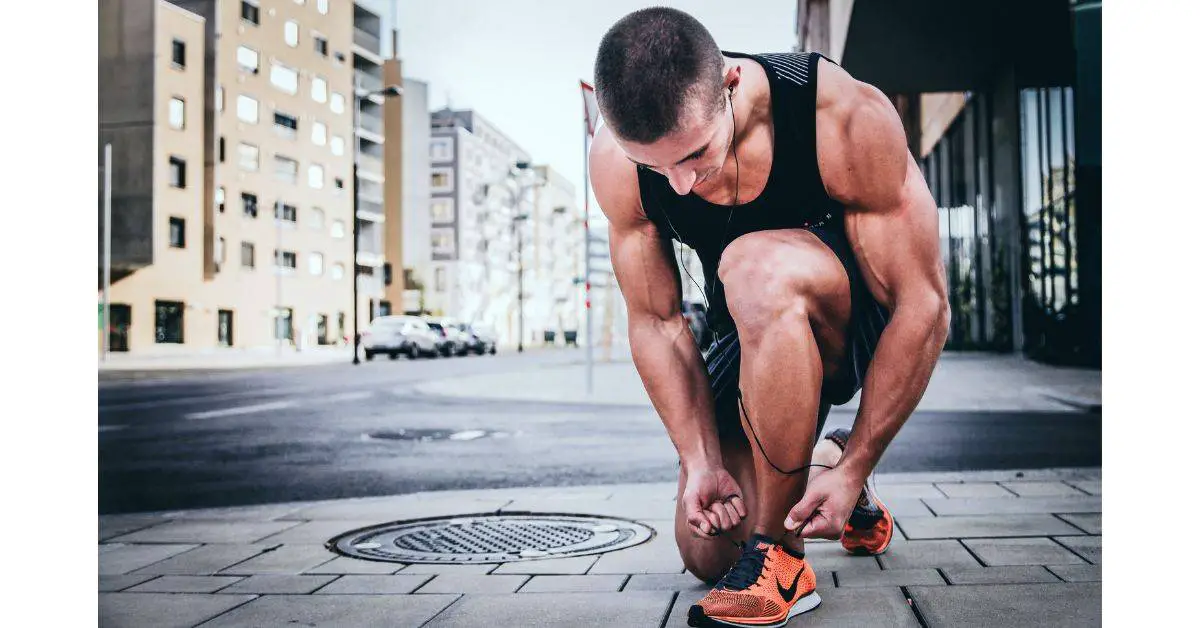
[703,223,891,443]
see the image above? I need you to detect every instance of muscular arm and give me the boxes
[818,68,952,484]
[589,129,723,472]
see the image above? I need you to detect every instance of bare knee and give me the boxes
[677,533,736,584]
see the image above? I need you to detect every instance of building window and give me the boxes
[310,207,325,229]
[273,308,294,341]
[435,267,447,292]
[275,249,297,270]
[330,92,345,115]
[330,135,344,156]
[311,76,328,103]
[316,0,328,15]
[168,156,186,188]
[274,201,297,223]
[236,45,259,72]
[216,236,226,265]
[431,229,455,255]
[217,136,226,162]
[270,63,299,95]
[331,219,345,238]
[216,86,224,112]
[274,111,298,138]
[154,301,185,344]
[308,163,324,189]
[331,262,345,280]
[241,192,258,217]
[430,198,454,223]
[274,155,299,184]
[238,142,260,171]
[241,242,256,268]
[284,20,299,47]
[430,137,453,161]
[313,34,328,56]
[431,169,453,191]
[312,121,327,145]
[241,0,260,25]
[334,177,345,190]
[215,186,225,213]
[309,252,324,275]
[171,39,186,68]
[168,217,186,248]
[168,97,185,129]
[236,94,258,124]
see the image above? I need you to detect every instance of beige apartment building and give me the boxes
[99,0,396,354]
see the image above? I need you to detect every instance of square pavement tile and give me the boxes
[425,591,675,628]
[99,514,169,542]
[219,544,336,575]
[400,563,497,575]
[896,514,1081,539]
[962,538,1086,566]
[880,498,937,518]
[415,573,530,594]
[198,594,460,627]
[1000,481,1088,497]
[878,540,981,570]
[1058,513,1101,535]
[1054,535,1102,564]
[663,589,706,627]
[153,503,305,521]
[490,555,598,575]
[941,566,1060,585]
[218,574,338,594]
[99,593,256,628]
[518,575,627,593]
[934,483,1017,498]
[1066,480,1101,496]
[253,519,382,545]
[315,574,433,594]
[285,497,511,521]
[304,556,401,575]
[804,542,883,572]
[126,575,244,593]
[106,519,301,544]
[1046,564,1102,582]
[99,543,199,575]
[131,544,272,576]
[99,574,158,592]
[908,583,1101,627]
[873,483,945,501]
[835,568,945,588]
[587,533,684,575]
[922,496,1102,517]
[624,573,710,593]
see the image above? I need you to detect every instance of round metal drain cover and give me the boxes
[326,513,656,564]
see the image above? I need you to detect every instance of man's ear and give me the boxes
[722,63,743,95]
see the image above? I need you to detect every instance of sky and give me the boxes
[396,0,800,212]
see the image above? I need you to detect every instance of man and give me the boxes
[589,7,949,627]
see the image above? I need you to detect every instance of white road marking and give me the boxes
[321,391,373,403]
[449,430,487,441]
[185,401,295,420]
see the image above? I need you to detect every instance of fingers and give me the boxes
[784,495,817,534]
[800,515,843,540]
[728,494,747,519]
[710,502,735,533]
[686,510,712,537]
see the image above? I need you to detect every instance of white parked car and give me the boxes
[426,318,472,357]
[362,316,440,360]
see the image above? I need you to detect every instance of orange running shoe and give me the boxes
[822,428,895,556]
[688,534,821,628]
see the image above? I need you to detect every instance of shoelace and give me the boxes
[716,542,770,591]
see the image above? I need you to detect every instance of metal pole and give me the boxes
[517,211,524,353]
[276,199,283,357]
[352,103,361,365]
[102,143,112,362]
[582,124,593,395]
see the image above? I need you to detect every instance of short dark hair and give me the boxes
[594,7,725,144]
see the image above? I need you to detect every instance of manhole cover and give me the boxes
[326,513,656,564]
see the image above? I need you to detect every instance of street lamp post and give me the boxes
[475,162,542,354]
[352,84,402,365]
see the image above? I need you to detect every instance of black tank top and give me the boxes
[637,51,842,337]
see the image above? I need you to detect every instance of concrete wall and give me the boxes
[382,58,406,309]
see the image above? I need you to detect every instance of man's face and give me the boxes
[616,93,733,196]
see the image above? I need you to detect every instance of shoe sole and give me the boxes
[687,592,822,628]
[842,495,894,556]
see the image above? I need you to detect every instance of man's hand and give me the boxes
[681,466,747,537]
[783,466,862,539]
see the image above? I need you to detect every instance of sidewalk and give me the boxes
[99,467,1101,627]
[98,346,354,372]
[416,351,1102,412]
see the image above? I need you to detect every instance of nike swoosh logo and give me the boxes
[777,565,805,602]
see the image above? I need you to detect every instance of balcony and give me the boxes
[353,27,383,63]
[356,199,385,222]
[357,110,384,135]
[354,71,383,94]
[356,151,383,175]
[358,179,384,202]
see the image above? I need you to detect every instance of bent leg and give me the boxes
[675,436,758,583]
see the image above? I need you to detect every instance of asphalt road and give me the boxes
[99,350,1101,515]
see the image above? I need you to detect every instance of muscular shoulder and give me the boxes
[589,125,649,232]
[813,58,909,211]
